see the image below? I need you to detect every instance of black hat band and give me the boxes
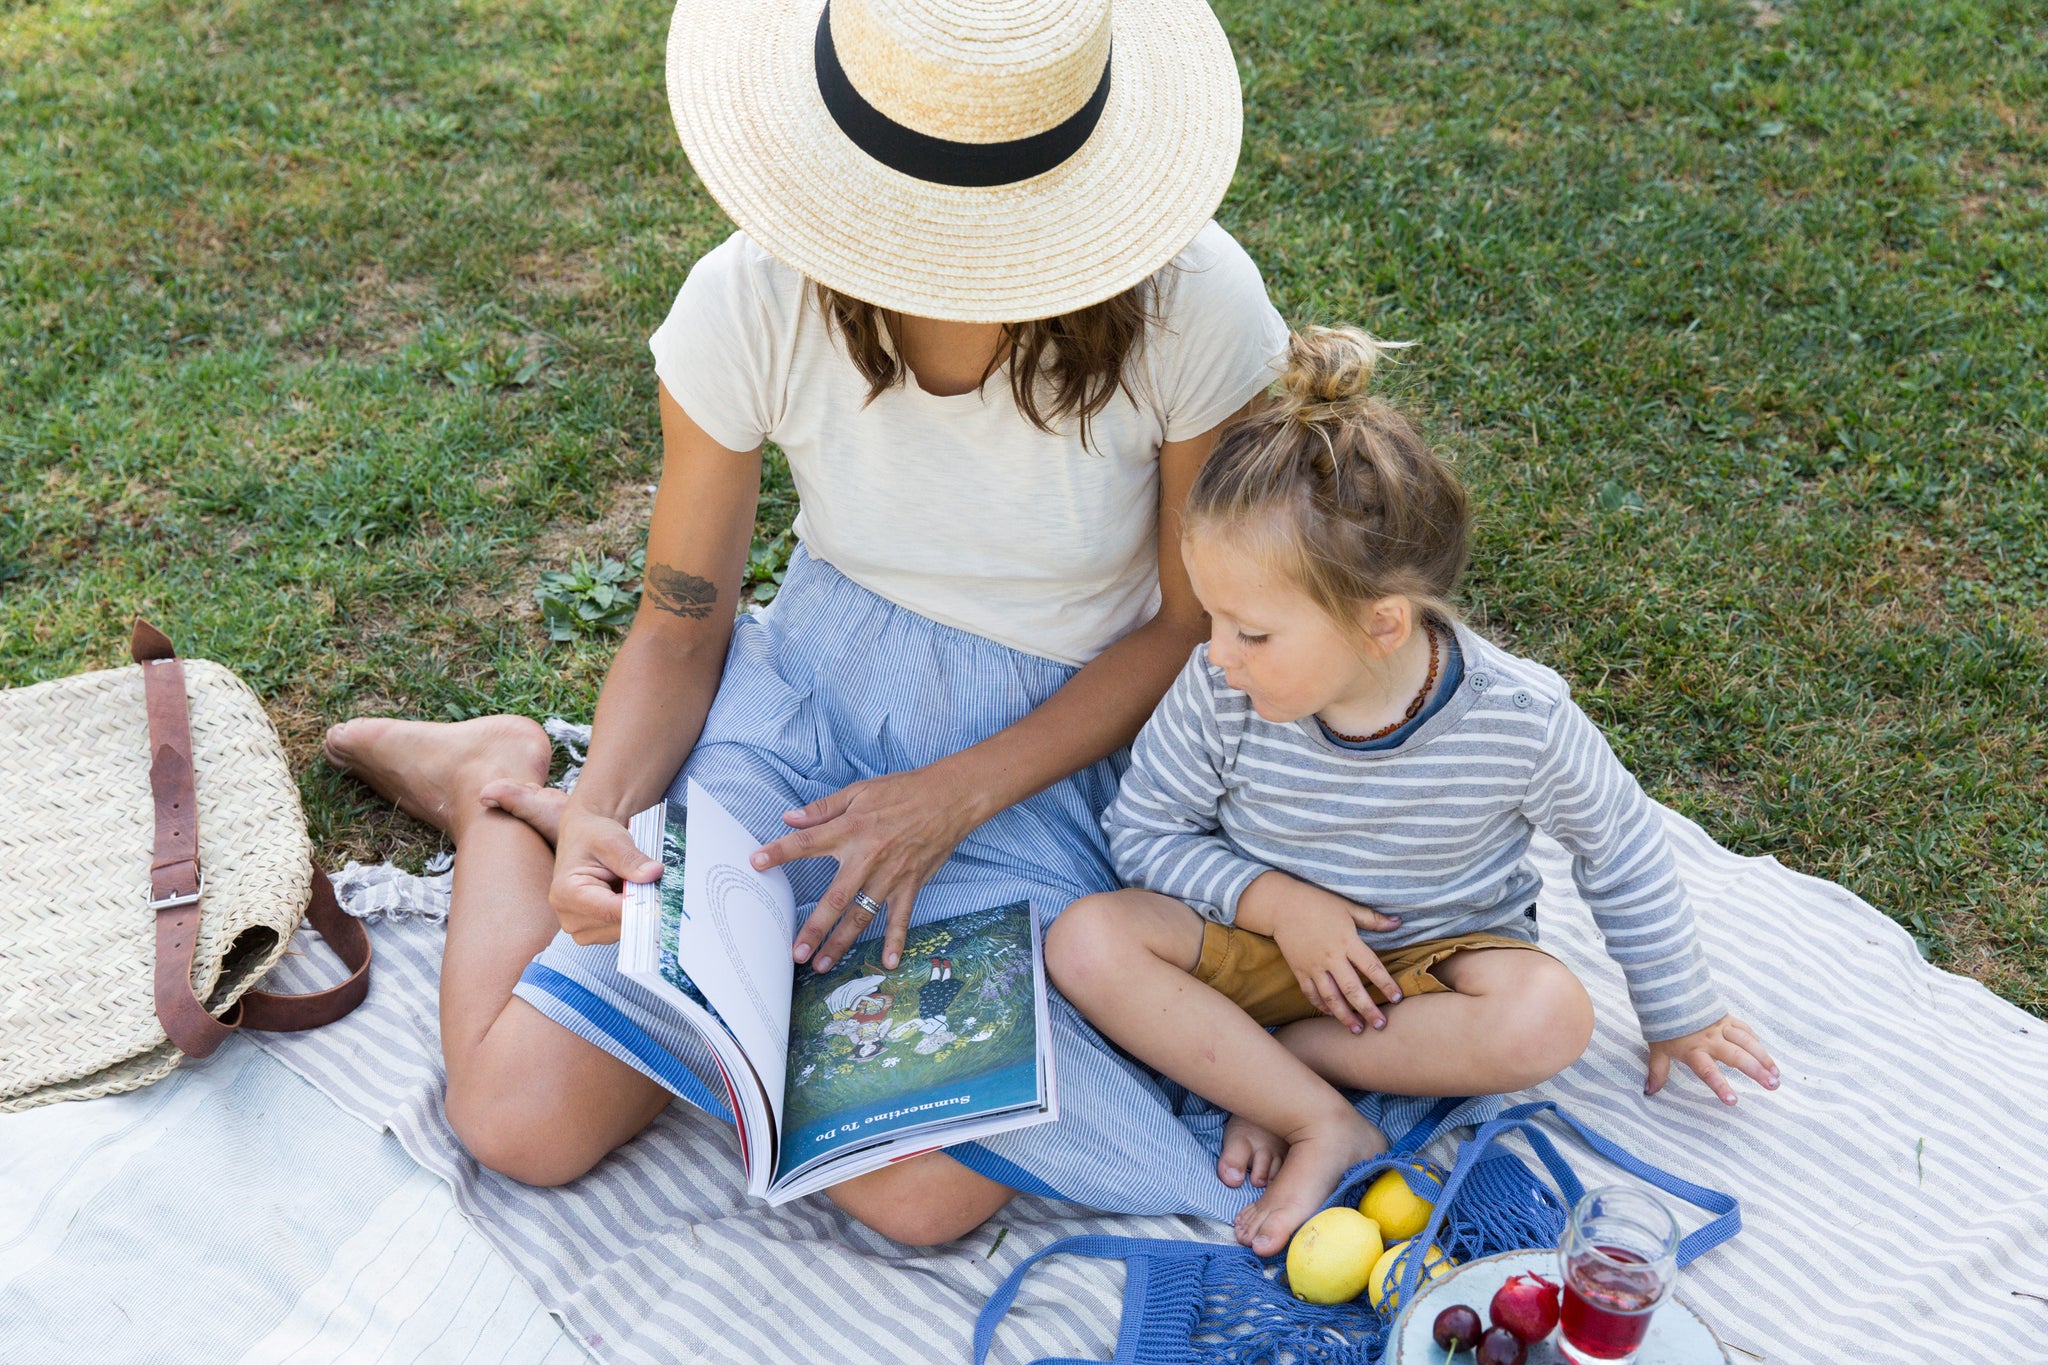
[814,3,1113,189]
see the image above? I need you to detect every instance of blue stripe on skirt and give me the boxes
[514,544,1498,1222]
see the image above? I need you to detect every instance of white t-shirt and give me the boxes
[648,223,1289,665]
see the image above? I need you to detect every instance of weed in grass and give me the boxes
[402,323,545,390]
[745,530,795,606]
[535,551,645,643]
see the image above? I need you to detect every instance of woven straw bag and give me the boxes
[0,621,370,1111]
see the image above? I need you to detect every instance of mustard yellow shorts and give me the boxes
[1192,921,1555,1029]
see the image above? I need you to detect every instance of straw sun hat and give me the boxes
[665,0,1245,322]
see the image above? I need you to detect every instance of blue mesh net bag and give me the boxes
[974,1100,1740,1365]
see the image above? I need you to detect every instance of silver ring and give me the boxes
[849,890,885,919]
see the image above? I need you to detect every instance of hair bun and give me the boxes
[1276,326,1413,422]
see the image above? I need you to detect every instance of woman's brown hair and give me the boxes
[1185,326,1470,633]
[810,281,1154,446]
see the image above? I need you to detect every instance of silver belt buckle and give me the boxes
[148,874,205,912]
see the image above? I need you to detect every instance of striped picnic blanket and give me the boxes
[247,794,2048,1365]
[6,765,2046,1362]
[0,1035,581,1362]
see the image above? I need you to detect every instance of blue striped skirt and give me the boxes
[515,544,1489,1221]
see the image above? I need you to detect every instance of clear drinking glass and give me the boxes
[1556,1186,1680,1364]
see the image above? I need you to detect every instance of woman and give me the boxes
[324,0,1390,1243]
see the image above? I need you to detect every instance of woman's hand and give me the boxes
[751,765,985,973]
[549,805,664,946]
[1268,881,1405,1033]
[1645,1014,1780,1105]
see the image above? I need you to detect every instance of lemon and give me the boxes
[1285,1207,1386,1305]
[1359,1166,1439,1242]
[1365,1237,1453,1313]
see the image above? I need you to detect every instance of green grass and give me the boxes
[3,0,2043,1008]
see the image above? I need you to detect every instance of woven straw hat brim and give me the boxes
[667,0,1244,322]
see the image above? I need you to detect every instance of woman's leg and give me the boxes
[824,1151,1016,1246]
[1271,947,1595,1098]
[323,717,671,1186]
[1045,890,1387,1256]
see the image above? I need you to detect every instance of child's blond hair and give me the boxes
[1185,326,1470,637]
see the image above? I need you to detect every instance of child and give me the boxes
[1045,327,1779,1256]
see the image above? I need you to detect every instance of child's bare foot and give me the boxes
[1219,1114,1287,1190]
[323,715,551,837]
[477,780,567,846]
[1231,1108,1386,1257]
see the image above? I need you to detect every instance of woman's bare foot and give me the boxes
[323,715,551,838]
[1231,1109,1387,1257]
[1219,1113,1287,1190]
[477,780,568,846]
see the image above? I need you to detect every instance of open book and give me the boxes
[618,781,1057,1205]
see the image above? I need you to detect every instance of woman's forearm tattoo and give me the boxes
[644,563,719,619]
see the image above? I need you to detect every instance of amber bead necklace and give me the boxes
[1325,621,1441,744]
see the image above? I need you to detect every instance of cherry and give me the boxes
[1432,1303,1483,1351]
[1475,1325,1527,1365]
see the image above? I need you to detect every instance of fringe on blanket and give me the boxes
[541,716,591,772]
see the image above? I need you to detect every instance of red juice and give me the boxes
[1559,1245,1661,1359]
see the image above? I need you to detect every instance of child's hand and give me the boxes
[1645,1014,1780,1105]
[1271,887,1403,1033]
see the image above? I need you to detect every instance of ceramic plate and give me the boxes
[1388,1248,1729,1363]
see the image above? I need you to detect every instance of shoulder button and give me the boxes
[1513,690,1533,709]
[1469,671,1493,692]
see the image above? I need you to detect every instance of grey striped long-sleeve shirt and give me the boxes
[1102,627,1723,1041]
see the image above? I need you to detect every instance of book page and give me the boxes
[678,780,798,1136]
[774,901,1041,1186]
[618,802,768,1178]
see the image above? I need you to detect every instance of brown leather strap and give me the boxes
[132,618,373,1057]
[234,868,373,1032]
[135,620,228,1057]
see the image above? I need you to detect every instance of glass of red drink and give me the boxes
[1556,1186,1679,1364]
